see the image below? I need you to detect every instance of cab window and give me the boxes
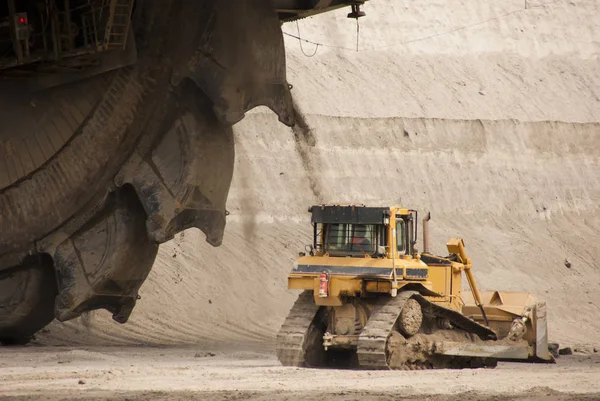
[396,220,405,253]
[325,223,376,256]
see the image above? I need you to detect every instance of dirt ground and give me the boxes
[1,346,599,401]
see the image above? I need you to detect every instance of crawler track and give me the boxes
[412,294,496,341]
[276,291,321,367]
[278,291,500,370]
[363,292,499,369]
[358,292,499,369]
[356,291,416,369]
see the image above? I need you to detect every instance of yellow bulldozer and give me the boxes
[276,205,554,369]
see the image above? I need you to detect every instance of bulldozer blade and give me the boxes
[461,291,554,362]
[533,301,553,361]
[433,341,531,360]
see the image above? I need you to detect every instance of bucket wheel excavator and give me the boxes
[0,0,368,344]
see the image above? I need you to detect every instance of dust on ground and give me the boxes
[1,346,599,400]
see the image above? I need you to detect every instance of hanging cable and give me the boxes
[296,20,319,57]
[283,31,355,52]
[355,17,360,52]
[348,3,365,52]
[283,0,567,53]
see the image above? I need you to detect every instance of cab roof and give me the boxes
[308,205,411,224]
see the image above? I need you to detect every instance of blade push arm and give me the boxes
[447,238,490,326]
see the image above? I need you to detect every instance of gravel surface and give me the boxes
[1,346,599,400]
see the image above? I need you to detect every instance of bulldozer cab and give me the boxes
[310,205,417,259]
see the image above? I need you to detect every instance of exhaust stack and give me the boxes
[423,212,431,253]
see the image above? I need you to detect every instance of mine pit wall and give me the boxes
[38,0,600,347]
[39,112,600,347]
[227,113,600,347]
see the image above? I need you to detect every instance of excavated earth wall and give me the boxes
[38,0,600,348]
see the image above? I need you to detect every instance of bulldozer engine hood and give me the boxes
[291,255,431,282]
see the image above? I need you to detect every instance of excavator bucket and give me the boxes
[461,290,554,362]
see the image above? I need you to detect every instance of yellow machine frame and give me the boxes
[285,205,553,362]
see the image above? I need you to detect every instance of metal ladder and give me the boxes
[81,12,99,49]
[102,0,134,50]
